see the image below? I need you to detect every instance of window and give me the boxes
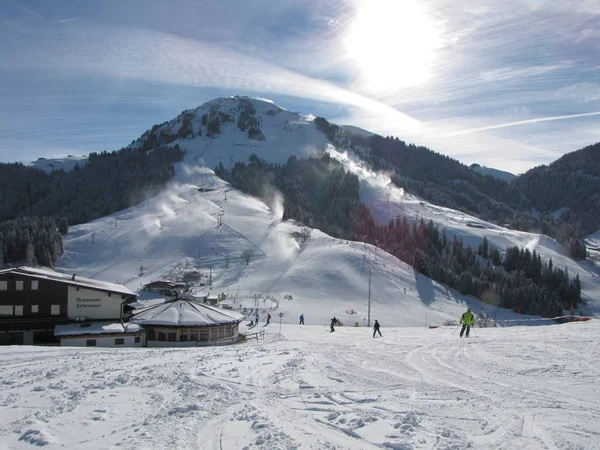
[51,305,60,315]
[115,338,125,345]
[158,331,166,341]
[190,331,198,341]
[200,330,209,341]
[15,281,24,291]
[31,305,39,313]
[31,280,39,290]
[0,281,7,291]
[0,305,13,316]
[86,340,96,347]
[134,336,141,344]
[180,331,188,341]
[148,329,156,340]
[168,332,176,342]
[14,305,23,316]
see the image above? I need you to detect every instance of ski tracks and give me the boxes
[405,335,598,449]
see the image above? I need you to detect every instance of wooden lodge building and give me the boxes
[0,266,137,345]
[1,267,245,348]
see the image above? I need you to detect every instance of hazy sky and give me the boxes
[1,0,599,173]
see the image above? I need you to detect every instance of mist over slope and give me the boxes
[55,158,600,327]
[51,96,600,323]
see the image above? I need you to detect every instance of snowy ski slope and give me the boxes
[1,321,599,449]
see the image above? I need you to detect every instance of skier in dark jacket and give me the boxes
[373,320,382,337]
[460,307,475,337]
[299,314,304,325]
[330,317,336,332]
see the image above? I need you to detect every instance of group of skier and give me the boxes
[248,311,272,327]
[249,306,475,338]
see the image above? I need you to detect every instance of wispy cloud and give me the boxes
[439,112,600,137]
[0,0,598,172]
[59,17,82,23]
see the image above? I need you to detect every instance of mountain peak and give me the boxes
[128,95,329,169]
[186,95,287,117]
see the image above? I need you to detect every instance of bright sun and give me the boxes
[343,0,442,90]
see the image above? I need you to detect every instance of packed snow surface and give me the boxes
[1,321,599,449]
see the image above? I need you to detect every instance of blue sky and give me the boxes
[0,0,598,174]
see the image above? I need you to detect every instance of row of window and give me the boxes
[86,336,141,346]
[0,280,39,291]
[0,304,60,316]
[146,326,238,341]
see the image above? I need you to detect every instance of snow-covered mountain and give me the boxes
[128,96,331,170]
[469,163,517,182]
[52,96,600,325]
[30,155,88,173]
[6,96,600,450]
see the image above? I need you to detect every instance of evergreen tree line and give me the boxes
[353,206,581,318]
[313,117,597,247]
[0,217,63,268]
[0,146,184,266]
[215,152,579,318]
[215,153,360,239]
[0,146,184,226]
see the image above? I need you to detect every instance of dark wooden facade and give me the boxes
[0,272,69,344]
[0,268,137,345]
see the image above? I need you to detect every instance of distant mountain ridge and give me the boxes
[469,163,517,182]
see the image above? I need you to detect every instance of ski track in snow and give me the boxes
[1,323,599,449]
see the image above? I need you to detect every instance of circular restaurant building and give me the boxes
[130,298,244,347]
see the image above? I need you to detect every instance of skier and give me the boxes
[266,313,271,325]
[255,311,259,324]
[373,320,382,337]
[459,307,475,338]
[330,317,336,333]
[354,321,359,327]
[299,314,304,325]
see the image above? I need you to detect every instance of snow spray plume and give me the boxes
[526,236,540,252]
[260,183,285,221]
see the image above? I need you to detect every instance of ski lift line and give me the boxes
[218,222,267,257]
[361,253,386,278]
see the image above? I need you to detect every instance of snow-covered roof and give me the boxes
[55,322,142,336]
[145,279,174,285]
[0,266,136,297]
[130,299,244,327]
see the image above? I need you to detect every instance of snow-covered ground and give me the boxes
[1,320,599,449]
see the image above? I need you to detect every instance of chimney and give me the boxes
[72,274,76,281]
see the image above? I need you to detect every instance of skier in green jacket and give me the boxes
[459,307,475,338]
